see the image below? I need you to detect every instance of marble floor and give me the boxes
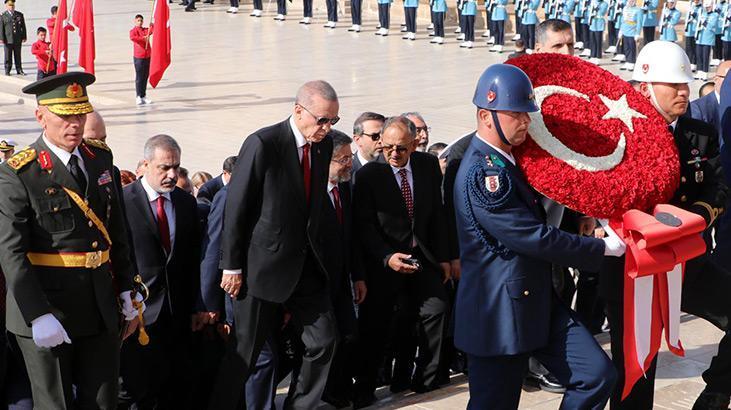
[1,1,724,408]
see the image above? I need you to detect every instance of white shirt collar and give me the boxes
[42,134,83,168]
[140,176,172,202]
[327,181,337,192]
[356,150,371,166]
[474,131,516,166]
[715,91,721,104]
[390,158,413,175]
[669,119,678,131]
[289,116,308,149]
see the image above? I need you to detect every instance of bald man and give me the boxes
[689,60,731,134]
[83,111,107,142]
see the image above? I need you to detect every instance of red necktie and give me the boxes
[302,144,311,203]
[156,196,171,254]
[332,186,343,225]
[399,168,414,220]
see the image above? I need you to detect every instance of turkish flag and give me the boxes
[149,0,171,88]
[72,0,95,74]
[51,0,69,74]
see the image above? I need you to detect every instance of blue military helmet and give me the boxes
[472,64,539,113]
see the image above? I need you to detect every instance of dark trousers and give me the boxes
[466,303,616,410]
[351,0,362,24]
[697,43,712,72]
[16,331,120,410]
[686,36,697,64]
[4,43,22,74]
[230,0,239,6]
[433,11,445,37]
[523,23,535,49]
[1,333,33,410]
[575,17,584,43]
[37,69,56,81]
[326,0,338,21]
[462,15,475,41]
[324,335,357,401]
[354,256,448,397]
[714,34,724,61]
[303,0,313,17]
[253,0,262,9]
[458,7,463,31]
[725,41,731,64]
[581,23,590,47]
[208,261,337,410]
[405,7,417,33]
[608,24,618,49]
[515,13,522,35]
[494,19,505,45]
[575,270,605,335]
[622,36,637,63]
[378,4,390,30]
[133,57,150,98]
[642,26,655,44]
[590,30,603,58]
[277,0,287,15]
[118,310,194,410]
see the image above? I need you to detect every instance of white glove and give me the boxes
[31,313,71,348]
[634,35,640,41]
[120,291,145,321]
[601,225,627,257]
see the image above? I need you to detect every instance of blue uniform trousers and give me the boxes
[433,11,445,36]
[405,7,417,32]
[523,23,536,48]
[351,0,362,24]
[687,36,697,64]
[576,17,584,42]
[643,26,655,43]
[697,43,712,71]
[608,23,618,48]
[622,35,637,62]
[466,302,616,410]
[379,3,391,29]
[715,34,724,60]
[462,14,476,41]
[590,30,603,57]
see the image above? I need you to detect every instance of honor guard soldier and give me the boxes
[696,0,720,80]
[460,0,477,48]
[659,0,681,42]
[619,0,643,70]
[0,72,142,409]
[605,0,621,52]
[712,0,727,65]
[574,0,587,49]
[454,64,620,410]
[686,0,703,71]
[514,0,524,40]
[403,0,418,40]
[1,0,26,76]
[602,40,731,410]
[430,0,447,44]
[521,0,540,52]
[561,0,576,23]
[587,0,609,63]
[489,0,508,51]
[610,0,626,59]
[375,0,392,35]
[720,0,731,60]
[640,0,658,42]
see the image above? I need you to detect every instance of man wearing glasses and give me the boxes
[209,80,340,410]
[351,111,386,181]
[404,112,431,152]
[689,60,731,134]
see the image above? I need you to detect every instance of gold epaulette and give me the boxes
[83,138,111,153]
[5,147,36,172]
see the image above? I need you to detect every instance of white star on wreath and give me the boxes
[598,94,647,133]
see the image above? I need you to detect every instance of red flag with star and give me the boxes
[51,0,69,74]
[149,0,171,88]
[72,0,95,74]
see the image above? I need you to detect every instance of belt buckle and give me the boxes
[85,251,102,269]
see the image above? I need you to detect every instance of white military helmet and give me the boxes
[632,41,694,84]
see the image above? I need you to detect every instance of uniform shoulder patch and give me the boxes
[83,138,111,153]
[5,147,37,172]
[465,161,513,211]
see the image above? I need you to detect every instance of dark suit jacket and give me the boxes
[689,92,720,134]
[353,151,449,279]
[196,175,224,203]
[443,133,475,261]
[221,119,333,303]
[123,181,201,330]
[0,10,26,45]
[200,186,229,318]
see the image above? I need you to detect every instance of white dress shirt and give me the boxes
[43,135,89,182]
[474,131,516,166]
[390,159,414,197]
[140,176,176,253]
[327,181,338,207]
[289,115,311,165]
[356,150,371,167]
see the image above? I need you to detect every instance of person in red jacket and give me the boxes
[129,14,153,106]
[31,27,55,80]
[46,5,73,39]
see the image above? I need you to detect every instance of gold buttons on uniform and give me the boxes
[52,206,59,212]
[681,195,688,202]
[91,241,98,249]
[523,290,530,296]
[88,220,94,227]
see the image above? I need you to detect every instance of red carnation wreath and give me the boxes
[506,54,680,219]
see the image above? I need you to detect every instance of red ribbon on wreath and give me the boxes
[608,204,706,399]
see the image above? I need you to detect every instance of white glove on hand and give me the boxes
[120,291,145,321]
[31,313,71,348]
[634,35,640,41]
[601,225,627,257]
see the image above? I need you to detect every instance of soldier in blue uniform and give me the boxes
[588,0,609,63]
[619,0,643,70]
[686,0,703,71]
[453,64,621,410]
[719,0,731,61]
[610,0,626,59]
[561,0,576,23]
[659,0,681,42]
[640,0,658,43]
[521,0,540,52]
[712,0,727,66]
[514,0,524,40]
[430,0,447,44]
[605,0,620,53]
[574,0,588,49]
[490,0,508,51]
[460,0,477,48]
[403,0,418,40]
[577,0,591,53]
[375,0,392,35]
[696,0,720,81]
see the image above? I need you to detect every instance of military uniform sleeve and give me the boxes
[691,129,728,226]
[105,157,135,292]
[0,165,52,324]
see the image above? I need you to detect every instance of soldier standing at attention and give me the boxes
[696,0,720,81]
[1,0,26,76]
[0,72,142,409]
[619,0,643,71]
[640,0,658,43]
[658,0,681,42]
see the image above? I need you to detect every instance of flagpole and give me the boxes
[47,0,63,73]
[146,0,155,50]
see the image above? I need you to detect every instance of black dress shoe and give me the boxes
[693,390,731,410]
[525,371,566,394]
[352,394,376,409]
[178,1,187,4]
[410,382,438,394]
[203,0,214,3]
[185,6,195,11]
[322,393,351,409]
[390,380,410,394]
[16,71,25,76]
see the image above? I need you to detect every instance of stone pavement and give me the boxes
[1,1,724,409]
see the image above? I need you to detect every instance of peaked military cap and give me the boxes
[22,72,95,116]
[4,0,14,5]
[0,139,17,151]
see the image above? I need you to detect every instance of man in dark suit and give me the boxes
[196,173,224,203]
[689,60,731,134]
[0,0,25,76]
[119,134,202,409]
[208,80,339,410]
[351,111,385,183]
[352,116,451,408]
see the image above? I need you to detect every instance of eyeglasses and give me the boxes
[298,104,340,126]
[381,144,409,154]
[331,156,353,165]
[415,126,431,134]
[361,132,381,141]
